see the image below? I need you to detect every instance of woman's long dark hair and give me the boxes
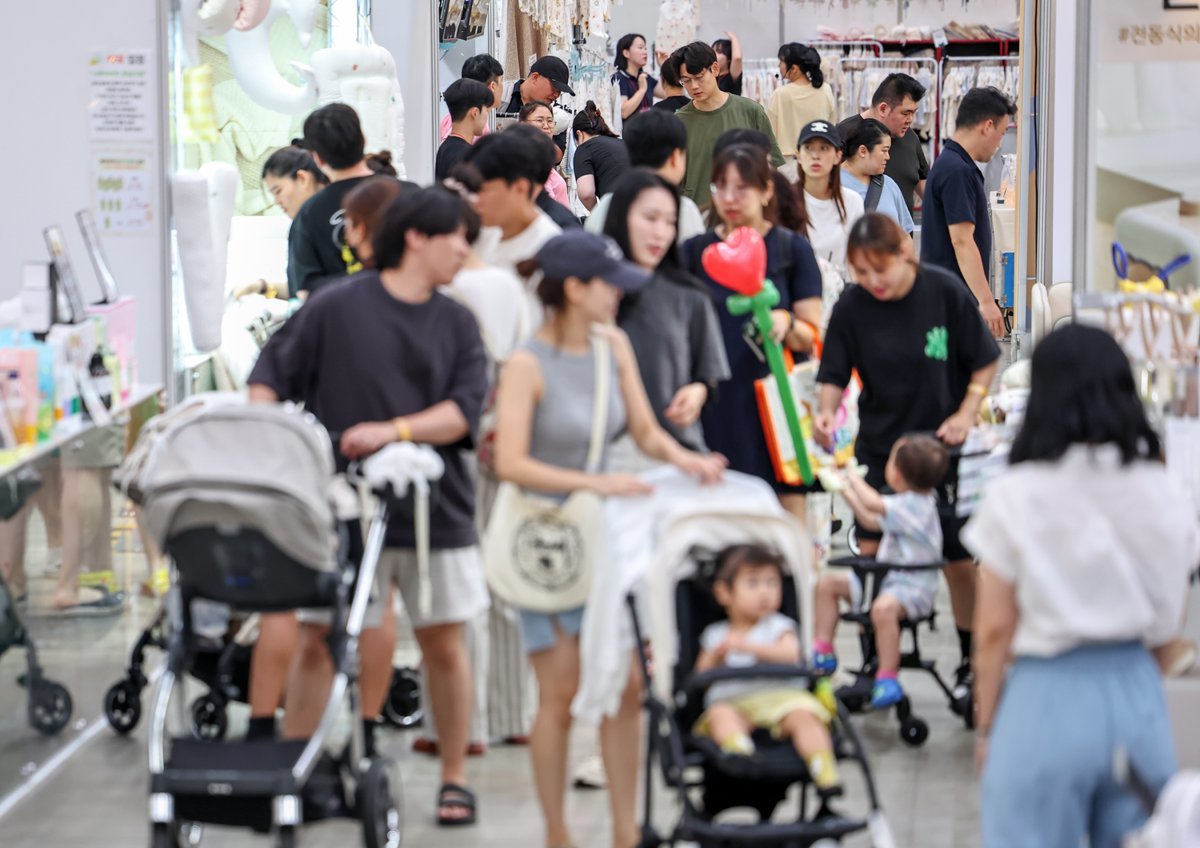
[1009,324,1162,465]
[603,169,703,296]
[261,144,330,185]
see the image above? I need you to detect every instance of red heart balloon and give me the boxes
[701,226,767,296]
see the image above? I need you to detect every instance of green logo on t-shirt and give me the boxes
[925,326,949,361]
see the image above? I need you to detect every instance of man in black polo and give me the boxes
[497,55,575,155]
[921,86,1017,339]
[837,73,929,216]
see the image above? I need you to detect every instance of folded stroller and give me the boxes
[0,468,73,736]
[136,401,419,848]
[632,495,894,848]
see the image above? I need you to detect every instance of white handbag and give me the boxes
[483,334,612,613]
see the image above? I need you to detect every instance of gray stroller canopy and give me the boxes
[137,401,339,571]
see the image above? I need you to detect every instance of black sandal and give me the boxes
[436,782,477,827]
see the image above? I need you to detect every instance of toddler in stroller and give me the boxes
[693,545,842,806]
[812,434,951,742]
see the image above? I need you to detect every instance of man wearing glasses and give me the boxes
[671,41,783,208]
[498,55,576,155]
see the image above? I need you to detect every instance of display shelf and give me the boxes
[0,384,163,480]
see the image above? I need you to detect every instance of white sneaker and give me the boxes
[572,753,607,789]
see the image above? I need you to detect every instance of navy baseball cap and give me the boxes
[536,232,650,291]
[798,119,842,149]
[530,55,575,96]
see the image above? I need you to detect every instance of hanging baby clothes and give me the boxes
[656,0,698,57]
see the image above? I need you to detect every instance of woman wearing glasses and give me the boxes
[681,143,823,524]
[519,101,570,208]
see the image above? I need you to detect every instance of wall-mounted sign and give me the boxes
[91,152,154,236]
[1099,1,1200,61]
[87,49,153,140]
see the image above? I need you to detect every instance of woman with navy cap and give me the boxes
[492,230,725,848]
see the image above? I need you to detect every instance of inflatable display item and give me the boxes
[702,227,815,485]
[196,0,240,36]
[172,164,238,353]
[305,45,407,172]
[226,0,317,115]
[233,0,271,32]
[286,0,319,47]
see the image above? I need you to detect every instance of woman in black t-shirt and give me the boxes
[572,103,631,212]
[682,144,823,523]
[814,212,1000,685]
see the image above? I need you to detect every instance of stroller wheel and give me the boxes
[359,757,402,848]
[29,679,73,736]
[189,694,228,742]
[899,716,929,747]
[149,822,179,848]
[104,680,142,735]
[382,667,422,729]
[847,523,861,556]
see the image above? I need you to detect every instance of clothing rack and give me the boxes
[804,40,885,58]
[941,56,1021,143]
[832,56,939,162]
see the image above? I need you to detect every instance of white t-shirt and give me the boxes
[442,265,530,360]
[962,445,1200,658]
[803,188,865,270]
[477,212,562,334]
[699,611,805,705]
[584,192,707,245]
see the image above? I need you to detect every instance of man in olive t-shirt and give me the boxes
[671,41,784,208]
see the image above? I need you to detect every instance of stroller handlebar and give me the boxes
[683,664,814,703]
[828,555,949,573]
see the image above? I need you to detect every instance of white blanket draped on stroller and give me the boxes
[573,468,812,723]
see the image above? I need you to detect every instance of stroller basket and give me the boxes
[167,527,342,613]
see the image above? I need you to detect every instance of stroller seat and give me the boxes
[669,577,869,833]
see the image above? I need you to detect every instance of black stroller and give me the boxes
[628,495,895,847]
[0,468,74,736]
[134,401,424,847]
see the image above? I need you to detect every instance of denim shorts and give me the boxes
[517,605,585,654]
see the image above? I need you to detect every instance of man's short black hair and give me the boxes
[870,72,927,109]
[713,128,772,159]
[461,53,503,84]
[622,110,687,168]
[373,187,477,271]
[462,126,550,189]
[672,41,718,76]
[444,78,494,122]
[659,53,682,89]
[955,86,1018,130]
[302,103,365,170]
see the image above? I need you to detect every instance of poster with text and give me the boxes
[88,49,153,141]
[92,152,154,236]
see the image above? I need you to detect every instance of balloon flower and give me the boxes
[702,227,814,485]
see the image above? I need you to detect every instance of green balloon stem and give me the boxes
[726,279,814,486]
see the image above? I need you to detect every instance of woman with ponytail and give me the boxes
[768,44,836,162]
[573,102,631,211]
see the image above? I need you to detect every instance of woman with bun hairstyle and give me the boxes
[573,102,631,211]
[768,44,836,162]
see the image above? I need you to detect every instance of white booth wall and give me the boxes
[0,1,166,384]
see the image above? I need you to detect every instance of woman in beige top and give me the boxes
[767,43,836,162]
